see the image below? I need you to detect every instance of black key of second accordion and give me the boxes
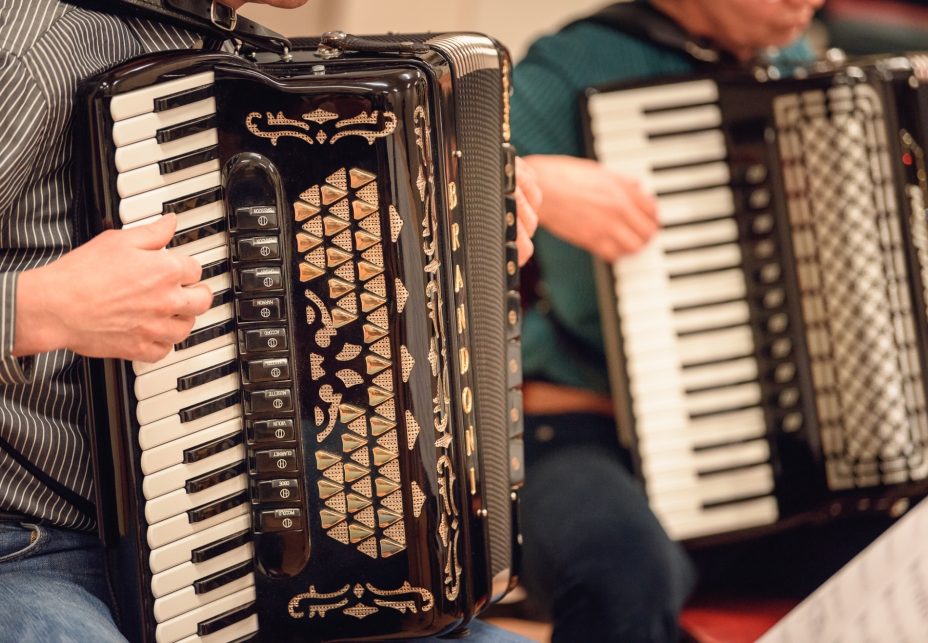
[194,560,252,595]
[180,390,240,424]
[197,601,256,638]
[191,528,251,565]
[186,462,247,498]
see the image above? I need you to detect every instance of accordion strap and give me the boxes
[62,0,291,54]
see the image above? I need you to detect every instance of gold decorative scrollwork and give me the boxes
[246,112,315,146]
[288,581,433,620]
[245,109,397,147]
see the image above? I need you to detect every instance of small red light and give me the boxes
[903,152,914,166]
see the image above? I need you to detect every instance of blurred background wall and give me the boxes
[239,0,607,61]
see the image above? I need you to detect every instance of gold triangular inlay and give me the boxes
[367,307,389,330]
[356,182,379,205]
[322,184,348,205]
[357,538,378,560]
[307,247,326,268]
[326,168,348,190]
[323,464,345,484]
[332,308,358,329]
[370,416,396,436]
[411,481,426,517]
[327,522,349,544]
[368,386,393,406]
[335,262,355,282]
[346,492,372,513]
[294,200,321,222]
[315,450,342,470]
[358,261,383,281]
[380,538,404,558]
[296,232,322,253]
[352,199,379,220]
[372,445,398,467]
[300,184,321,206]
[370,337,391,359]
[348,522,374,543]
[317,479,343,500]
[352,475,373,498]
[366,274,387,298]
[372,370,393,392]
[339,404,365,424]
[363,323,388,343]
[358,214,381,236]
[348,417,367,436]
[341,432,367,453]
[320,509,346,529]
[355,230,380,251]
[362,245,383,267]
[304,108,338,124]
[299,262,325,282]
[377,430,398,452]
[344,462,371,483]
[375,476,401,497]
[329,278,355,299]
[384,522,406,546]
[382,491,404,516]
[336,293,358,315]
[325,493,347,513]
[389,204,403,242]
[350,447,370,467]
[350,168,376,188]
[332,230,353,253]
[355,506,376,529]
[323,216,349,236]
[395,279,409,313]
[326,247,352,268]
[361,293,387,313]
[329,199,350,220]
[376,399,396,421]
[401,346,415,383]
[365,354,391,375]
[302,220,324,241]
[377,508,402,528]
[405,411,420,451]
[380,460,401,482]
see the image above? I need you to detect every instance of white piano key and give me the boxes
[151,543,253,600]
[136,373,239,426]
[134,331,234,377]
[154,572,254,624]
[121,201,223,234]
[664,244,742,277]
[191,302,234,333]
[143,444,245,501]
[673,301,751,335]
[147,502,248,551]
[138,403,242,453]
[693,439,771,473]
[110,71,214,122]
[659,496,779,541]
[135,344,237,401]
[680,358,758,391]
[142,416,243,475]
[677,326,755,366]
[667,269,747,308]
[146,474,247,526]
[175,613,258,643]
[155,584,255,642]
[658,187,735,226]
[191,244,228,268]
[118,158,220,199]
[171,231,228,258]
[116,129,218,174]
[588,79,719,116]
[592,103,722,139]
[650,465,774,511]
[658,218,739,252]
[150,513,251,574]
[113,97,216,147]
[643,439,770,482]
[687,408,768,449]
[597,130,727,168]
[651,161,730,194]
[119,171,221,224]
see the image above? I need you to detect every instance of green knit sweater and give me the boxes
[511,16,811,395]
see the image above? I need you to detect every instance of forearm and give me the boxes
[13,266,63,358]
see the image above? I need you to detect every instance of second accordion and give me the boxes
[79,33,523,642]
[583,55,928,545]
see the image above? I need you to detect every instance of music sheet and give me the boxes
[759,499,928,642]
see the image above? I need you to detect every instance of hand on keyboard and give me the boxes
[523,154,659,261]
[15,213,214,362]
[515,156,541,266]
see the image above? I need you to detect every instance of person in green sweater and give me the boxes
[510,1,822,641]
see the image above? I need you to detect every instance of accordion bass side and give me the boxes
[79,34,523,643]
[582,56,928,546]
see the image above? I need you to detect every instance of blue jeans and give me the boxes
[0,519,526,643]
[519,413,696,643]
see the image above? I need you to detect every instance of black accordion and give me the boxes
[583,55,928,545]
[79,33,523,642]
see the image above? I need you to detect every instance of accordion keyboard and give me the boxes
[109,73,258,643]
[587,80,779,541]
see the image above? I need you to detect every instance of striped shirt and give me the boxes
[0,0,200,529]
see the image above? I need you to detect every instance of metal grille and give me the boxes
[775,83,928,489]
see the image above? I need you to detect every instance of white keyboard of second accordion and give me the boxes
[589,80,778,540]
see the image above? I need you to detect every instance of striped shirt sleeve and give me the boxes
[0,53,47,384]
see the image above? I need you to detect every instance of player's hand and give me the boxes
[15,214,214,363]
[515,156,541,266]
[523,154,659,262]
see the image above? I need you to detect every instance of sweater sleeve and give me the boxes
[0,54,48,384]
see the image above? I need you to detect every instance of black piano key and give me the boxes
[174,318,235,353]
[211,288,233,309]
[185,486,248,525]
[197,601,256,637]
[177,360,237,392]
[180,390,240,424]
[191,528,251,564]
[157,113,217,144]
[194,560,252,595]
[163,185,222,216]
[154,83,214,112]
[200,258,230,282]
[159,145,218,176]
[167,218,227,250]
[183,431,243,464]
